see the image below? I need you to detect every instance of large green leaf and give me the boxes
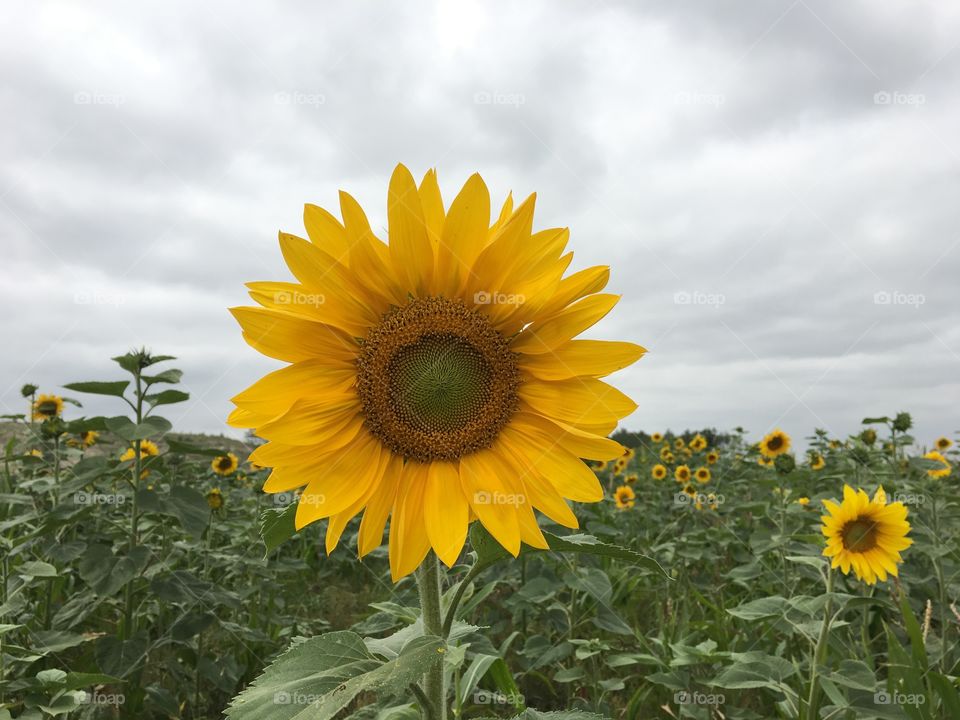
[259,504,298,558]
[104,415,172,441]
[78,544,150,597]
[62,381,130,398]
[144,389,190,407]
[225,631,443,720]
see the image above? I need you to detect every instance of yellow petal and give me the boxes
[359,453,402,557]
[519,377,637,426]
[418,169,445,248]
[512,294,620,354]
[303,203,351,261]
[424,462,469,568]
[229,307,357,364]
[459,449,521,556]
[519,340,646,380]
[388,164,433,295]
[511,412,624,461]
[437,173,490,296]
[294,434,382,527]
[256,398,360,445]
[529,265,610,323]
[389,462,431,580]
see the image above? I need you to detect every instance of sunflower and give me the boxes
[622,447,636,461]
[935,436,952,451]
[758,456,774,468]
[651,464,667,480]
[689,434,707,452]
[119,440,160,462]
[680,447,692,459]
[79,430,99,447]
[212,453,239,476]
[612,457,627,475]
[923,451,951,479]
[662,451,675,464]
[659,446,672,461]
[594,460,608,472]
[821,485,912,585]
[810,454,825,471]
[797,496,810,506]
[228,165,645,580]
[624,473,638,485]
[694,467,711,484]
[674,438,685,450]
[650,432,663,443]
[706,450,718,465]
[681,484,697,499]
[613,485,635,510]
[674,465,691,483]
[759,429,791,458]
[707,492,719,511]
[32,394,64,421]
[206,487,224,510]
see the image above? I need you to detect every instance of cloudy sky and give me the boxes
[3,0,958,450]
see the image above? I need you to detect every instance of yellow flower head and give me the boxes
[624,473,638,485]
[651,464,667,480]
[650,432,663,443]
[32,394,64,421]
[674,438,685,450]
[28,449,42,458]
[674,465,691,483]
[934,436,952,451]
[594,460,608,472]
[659,446,672,461]
[707,492,718,510]
[227,165,645,580]
[758,456,774,468]
[206,487,224,510]
[797,496,810,506]
[706,450,718,465]
[663,451,675,464]
[622,447,636,461]
[614,484,635,510]
[694,467,711,484]
[120,440,160,462]
[612,457,627,475]
[79,430,99,447]
[759,429,791,458]
[212,453,239,476]
[923,451,951,479]
[681,447,692,458]
[810,454,825,471]
[681,484,697,498]
[821,485,912,585]
[689,434,707,452]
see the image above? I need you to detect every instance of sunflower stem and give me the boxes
[415,553,446,720]
[805,566,834,720]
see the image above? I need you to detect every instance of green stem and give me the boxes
[806,568,835,720]
[416,554,446,720]
[122,371,144,641]
[931,496,948,672]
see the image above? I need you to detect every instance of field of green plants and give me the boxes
[1,353,957,719]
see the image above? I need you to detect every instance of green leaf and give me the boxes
[458,654,499,707]
[143,368,183,385]
[862,417,890,424]
[78,544,150,597]
[18,561,58,578]
[62,381,130,398]
[708,653,796,690]
[95,632,150,678]
[104,415,172,441]
[259,504,298,558]
[144,389,190,407]
[225,631,443,720]
[166,438,228,457]
[31,630,95,654]
[167,486,211,540]
[727,595,789,621]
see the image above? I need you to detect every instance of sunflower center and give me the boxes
[841,519,878,552]
[218,457,232,470]
[356,297,520,462]
[766,435,784,451]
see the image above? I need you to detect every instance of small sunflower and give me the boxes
[706,450,718,465]
[79,430,99,447]
[594,460,609,472]
[707,492,718,511]
[759,429,791,458]
[212,453,239,476]
[228,165,645,580]
[622,447,636,461]
[923,451,951,479]
[810,454,825,471]
[650,432,663,443]
[758,456,774,468]
[829,440,841,450]
[681,484,697,499]
[662,451,675,464]
[821,485,912,585]
[614,485,636,510]
[674,465,691,483]
[689,434,707,452]
[624,473,638,485]
[659,446,673,461]
[206,487,224,510]
[674,438,685,450]
[694,467,711,484]
[935,436,952,451]
[797,496,810,506]
[680,447,692,459]
[119,440,160,462]
[28,449,42,458]
[651,464,667,480]
[612,457,627,475]
[32,394,64,421]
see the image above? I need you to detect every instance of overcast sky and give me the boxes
[3,0,958,451]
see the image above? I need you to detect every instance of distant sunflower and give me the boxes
[659,446,673,461]
[759,429,791,458]
[821,485,912,585]
[707,492,718,511]
[624,473,638,485]
[758,456,774,468]
[674,438,685,450]
[662,451,675,464]
[694,467,711,484]
[706,450,718,465]
[935,436,952,451]
[594,460,609,472]
[674,465,691,483]
[689,434,707,452]
[212,453,239,476]
[681,484,697,499]
[923,451,951,479]
[680,447,692,459]
[79,430,99,447]
[228,165,645,580]
[612,457,627,475]
[206,487,224,510]
[651,464,667,480]
[622,447,636,461]
[614,485,635,510]
[120,440,160,462]
[650,432,663,443]
[797,496,810,506]
[810,454,825,471]
[32,394,64,421]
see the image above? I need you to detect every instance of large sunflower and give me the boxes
[229,165,645,580]
[759,429,791,458]
[821,485,912,585]
[32,394,64,421]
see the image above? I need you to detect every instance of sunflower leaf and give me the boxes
[259,504,298,558]
[144,389,190,407]
[62,381,130,398]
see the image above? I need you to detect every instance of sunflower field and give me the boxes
[2,169,959,720]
